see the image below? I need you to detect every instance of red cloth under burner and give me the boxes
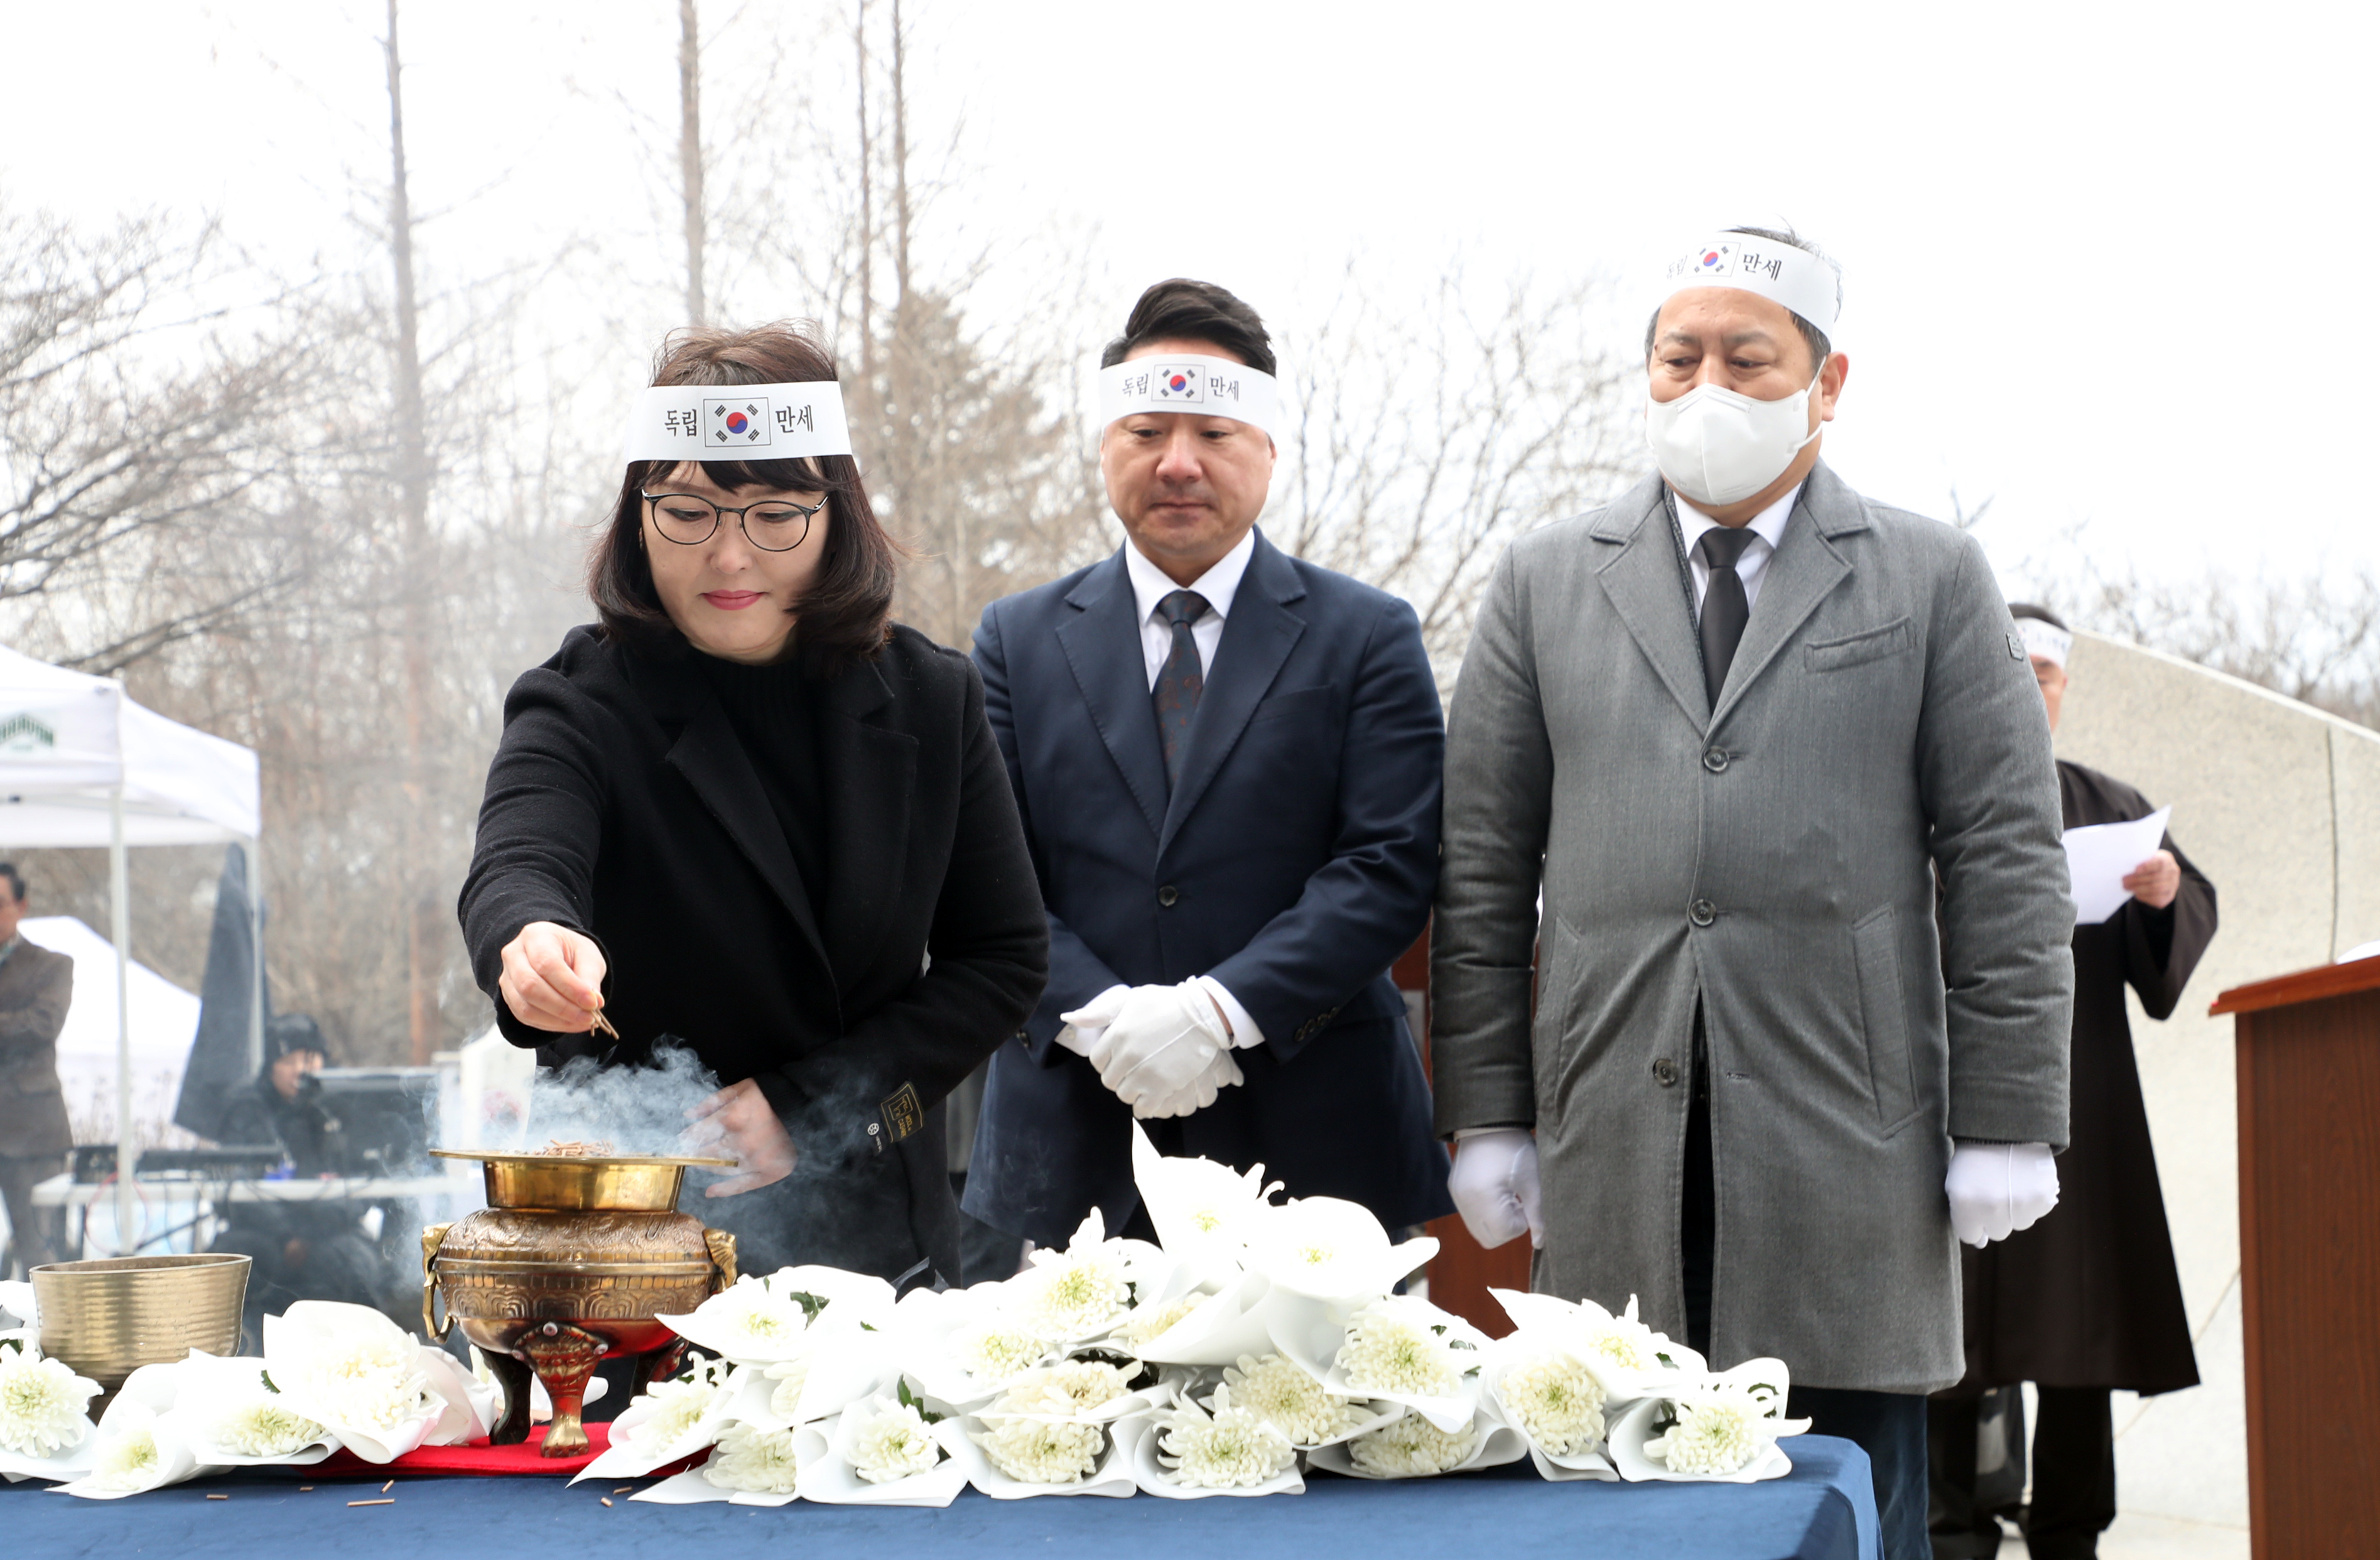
[305,1423,701,1480]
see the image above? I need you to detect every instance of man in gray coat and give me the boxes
[1430,227,2073,1559]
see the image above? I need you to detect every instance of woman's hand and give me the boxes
[686,1078,796,1197]
[497,921,610,1033]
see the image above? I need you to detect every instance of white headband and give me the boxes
[1660,233,1842,344]
[2017,617,2072,667]
[622,381,853,464]
[1098,354,1280,437]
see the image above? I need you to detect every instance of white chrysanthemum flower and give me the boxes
[1015,1246,1131,1338]
[846,1399,942,1484]
[1646,1399,1761,1474]
[969,1415,1105,1483]
[1581,1319,1656,1372]
[1159,1386,1295,1488]
[0,1348,97,1456]
[701,1421,800,1494]
[1500,1352,1606,1455]
[764,1357,810,1417]
[629,1360,732,1454]
[1118,1293,1202,1350]
[212,1398,328,1458]
[88,1426,163,1491]
[1000,1360,1130,1418]
[1220,1353,1364,1446]
[1336,1306,1460,1398]
[951,1318,1052,1385]
[1347,1413,1478,1478]
[287,1331,431,1430]
[699,1279,813,1359]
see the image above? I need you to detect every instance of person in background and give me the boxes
[0,865,72,1276]
[1429,227,2075,1560]
[1927,605,2217,1560]
[209,1014,389,1337]
[965,278,1449,1248]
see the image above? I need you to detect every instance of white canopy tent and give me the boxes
[0,644,261,1249]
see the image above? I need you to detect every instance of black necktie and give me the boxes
[1152,589,1211,792]
[1696,527,1758,708]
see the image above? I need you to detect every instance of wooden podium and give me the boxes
[2209,955,2380,1560]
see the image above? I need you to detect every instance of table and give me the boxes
[26,1172,467,1259]
[0,1436,1881,1559]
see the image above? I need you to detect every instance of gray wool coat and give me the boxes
[1430,462,2074,1394]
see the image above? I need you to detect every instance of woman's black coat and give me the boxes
[458,623,1049,1282]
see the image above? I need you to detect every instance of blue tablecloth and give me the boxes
[3,1435,1880,1559]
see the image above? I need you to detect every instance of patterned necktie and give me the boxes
[1152,588,1211,793]
[1696,526,1759,709]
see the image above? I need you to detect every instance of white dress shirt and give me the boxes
[1104,527,1267,1050]
[1123,528,1255,689]
[1674,482,1802,615]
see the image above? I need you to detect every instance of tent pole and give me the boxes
[110,788,134,1254]
[246,835,265,1078]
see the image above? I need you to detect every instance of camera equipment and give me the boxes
[305,1068,439,1176]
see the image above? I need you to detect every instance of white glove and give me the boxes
[1127,1042,1246,1121]
[1055,984,1131,1059]
[1945,1142,2060,1247]
[1067,980,1238,1117]
[1447,1128,1545,1250]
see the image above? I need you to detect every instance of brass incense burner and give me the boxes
[422,1149,737,1456]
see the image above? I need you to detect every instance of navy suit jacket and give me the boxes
[963,529,1454,1244]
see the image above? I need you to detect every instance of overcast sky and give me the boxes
[4,0,2371,595]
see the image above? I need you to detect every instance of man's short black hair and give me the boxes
[2007,602,2068,631]
[0,864,24,904]
[1101,278,1276,376]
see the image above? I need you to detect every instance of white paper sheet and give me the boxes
[2060,807,2171,924]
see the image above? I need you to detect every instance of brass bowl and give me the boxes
[33,1253,249,1402]
[430,1149,735,1213]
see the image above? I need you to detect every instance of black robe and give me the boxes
[1954,759,2216,1394]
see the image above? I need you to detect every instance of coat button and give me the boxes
[1653,1057,1679,1087]
[1702,749,1729,774]
[1157,885,1180,907]
[1689,899,1716,927]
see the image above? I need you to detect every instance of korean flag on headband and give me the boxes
[1695,242,1734,275]
[705,398,773,447]
[1150,364,1206,404]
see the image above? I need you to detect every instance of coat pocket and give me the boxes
[1806,617,1914,673]
[1246,684,1335,725]
[1851,906,1920,1134]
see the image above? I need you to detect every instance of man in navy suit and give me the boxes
[965,278,1452,1247]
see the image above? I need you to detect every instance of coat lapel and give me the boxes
[1709,461,1861,729]
[1590,475,1711,729]
[1056,550,1168,843]
[1159,531,1307,857]
[656,672,833,979]
[817,656,914,1003]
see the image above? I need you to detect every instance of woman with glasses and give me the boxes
[458,323,1047,1286]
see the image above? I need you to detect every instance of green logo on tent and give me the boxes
[0,713,57,754]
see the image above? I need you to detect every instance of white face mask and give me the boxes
[1643,366,1826,509]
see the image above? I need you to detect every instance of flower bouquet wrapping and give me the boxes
[954,1355,1169,1499]
[1605,1359,1812,1483]
[794,1382,971,1507]
[0,1326,101,1485]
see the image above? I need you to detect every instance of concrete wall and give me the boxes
[2050,631,2380,1530]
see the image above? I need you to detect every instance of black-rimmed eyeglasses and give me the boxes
[642,492,824,552]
